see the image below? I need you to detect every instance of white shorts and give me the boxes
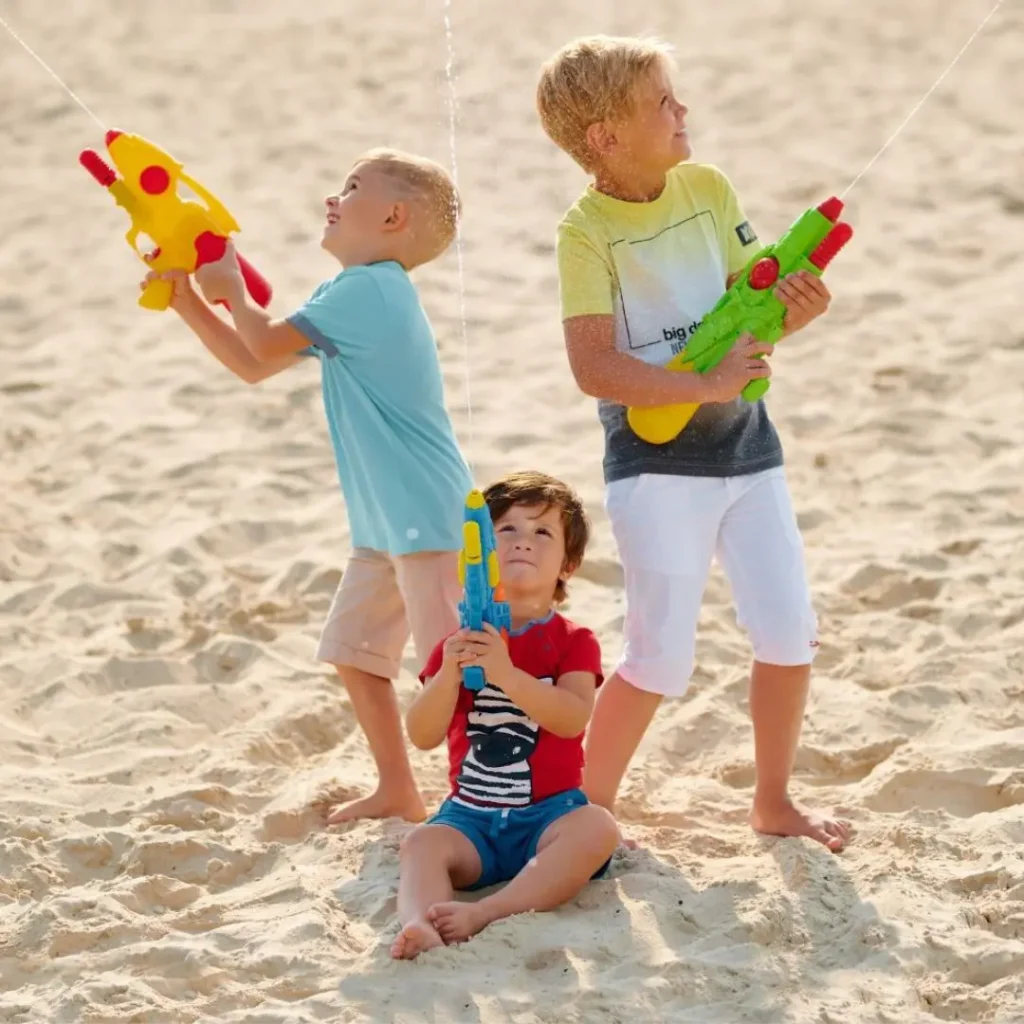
[605,467,817,697]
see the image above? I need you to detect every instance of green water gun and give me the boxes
[626,197,854,445]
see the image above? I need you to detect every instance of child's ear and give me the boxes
[560,558,580,583]
[585,122,616,158]
[383,201,409,231]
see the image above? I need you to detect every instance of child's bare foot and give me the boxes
[390,917,444,960]
[427,900,492,944]
[326,786,426,825]
[750,798,851,852]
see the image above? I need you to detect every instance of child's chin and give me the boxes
[501,565,540,590]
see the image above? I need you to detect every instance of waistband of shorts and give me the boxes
[445,788,587,820]
[604,451,784,483]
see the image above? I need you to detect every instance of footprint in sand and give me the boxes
[865,766,1024,817]
[842,562,944,611]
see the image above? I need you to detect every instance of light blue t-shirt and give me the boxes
[287,261,472,555]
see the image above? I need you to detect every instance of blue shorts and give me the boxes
[428,788,612,891]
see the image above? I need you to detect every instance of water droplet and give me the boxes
[407,528,420,540]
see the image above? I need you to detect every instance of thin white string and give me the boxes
[840,0,1006,199]
[0,12,106,130]
[442,0,475,473]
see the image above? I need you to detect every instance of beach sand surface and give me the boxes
[1,0,1023,1020]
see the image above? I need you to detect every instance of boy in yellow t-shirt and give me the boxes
[537,35,850,851]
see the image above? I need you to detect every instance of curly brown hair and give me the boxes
[483,470,590,604]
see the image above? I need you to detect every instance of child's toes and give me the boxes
[819,825,844,851]
[428,903,462,943]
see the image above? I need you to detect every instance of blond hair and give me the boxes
[536,35,674,171]
[353,148,460,266]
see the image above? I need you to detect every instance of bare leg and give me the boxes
[582,673,662,846]
[748,661,851,851]
[428,804,618,944]
[326,666,426,824]
[391,824,482,960]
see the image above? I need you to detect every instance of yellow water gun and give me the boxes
[79,130,272,311]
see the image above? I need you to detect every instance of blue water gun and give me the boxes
[458,490,511,691]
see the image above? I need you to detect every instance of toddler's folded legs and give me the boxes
[392,824,481,960]
[428,804,618,944]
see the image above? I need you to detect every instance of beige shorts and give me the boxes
[316,548,461,679]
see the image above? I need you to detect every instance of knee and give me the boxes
[399,824,456,864]
[335,664,364,690]
[399,826,434,861]
[619,652,694,697]
[585,805,621,858]
[747,604,818,667]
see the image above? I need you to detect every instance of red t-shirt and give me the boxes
[419,612,604,808]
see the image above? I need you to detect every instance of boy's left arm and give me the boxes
[462,624,596,739]
[194,242,311,360]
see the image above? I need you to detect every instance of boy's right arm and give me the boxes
[405,633,464,750]
[564,315,773,406]
[175,290,303,383]
[558,224,773,408]
[147,269,302,384]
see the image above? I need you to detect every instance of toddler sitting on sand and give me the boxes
[391,471,618,959]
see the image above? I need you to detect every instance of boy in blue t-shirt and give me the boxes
[145,148,472,824]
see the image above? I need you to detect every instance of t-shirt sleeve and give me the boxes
[418,636,448,684]
[556,220,616,320]
[710,167,760,278]
[557,626,605,687]
[285,270,385,359]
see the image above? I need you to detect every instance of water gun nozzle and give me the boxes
[105,129,123,148]
[816,196,844,222]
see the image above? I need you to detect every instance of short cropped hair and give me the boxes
[483,470,591,604]
[353,147,461,265]
[536,34,674,171]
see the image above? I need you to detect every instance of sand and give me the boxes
[2,0,1023,1020]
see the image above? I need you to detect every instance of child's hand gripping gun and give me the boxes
[457,490,512,692]
[79,130,272,312]
[626,197,854,445]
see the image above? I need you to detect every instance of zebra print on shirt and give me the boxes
[452,678,552,808]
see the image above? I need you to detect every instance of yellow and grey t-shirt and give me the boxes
[557,162,783,482]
